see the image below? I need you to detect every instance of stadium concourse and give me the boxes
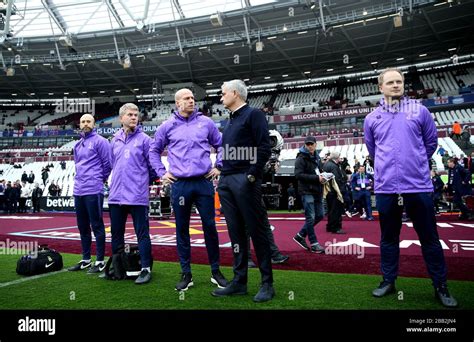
[1,211,473,281]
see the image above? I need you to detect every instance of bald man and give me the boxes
[149,88,228,291]
[68,114,112,273]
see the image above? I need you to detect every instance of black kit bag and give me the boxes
[104,245,150,280]
[16,244,63,276]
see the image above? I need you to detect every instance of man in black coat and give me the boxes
[446,158,472,220]
[292,136,326,253]
[21,171,28,183]
[28,171,35,184]
[212,79,274,303]
[31,183,43,213]
[323,151,347,234]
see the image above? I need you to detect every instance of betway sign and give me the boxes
[273,107,373,123]
[46,197,75,210]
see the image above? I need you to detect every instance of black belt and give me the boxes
[175,175,208,181]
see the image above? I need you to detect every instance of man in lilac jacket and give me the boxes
[364,68,457,307]
[149,88,228,291]
[69,114,111,273]
[109,103,154,285]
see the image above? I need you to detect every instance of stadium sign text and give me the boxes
[273,107,373,123]
[46,197,75,209]
[96,125,160,135]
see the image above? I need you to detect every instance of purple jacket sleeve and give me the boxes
[149,123,169,178]
[143,135,157,182]
[421,106,438,159]
[364,115,375,158]
[98,138,112,182]
[207,121,223,168]
[110,137,116,168]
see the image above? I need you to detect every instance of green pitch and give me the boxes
[0,251,473,310]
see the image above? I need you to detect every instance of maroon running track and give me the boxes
[1,212,473,281]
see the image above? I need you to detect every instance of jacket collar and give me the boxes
[79,129,96,140]
[114,125,142,142]
[172,108,201,122]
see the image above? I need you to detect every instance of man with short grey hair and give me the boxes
[212,79,274,302]
[323,151,346,234]
[109,103,155,285]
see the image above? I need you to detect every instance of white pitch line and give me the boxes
[0,269,68,288]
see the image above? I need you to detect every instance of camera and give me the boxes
[265,129,284,174]
[262,130,284,209]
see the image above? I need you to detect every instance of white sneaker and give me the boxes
[361,213,367,219]
[345,211,352,218]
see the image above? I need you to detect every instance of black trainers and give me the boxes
[68,260,91,271]
[87,262,105,274]
[211,270,229,289]
[310,243,325,254]
[372,280,396,297]
[271,254,289,264]
[211,282,247,297]
[135,269,152,285]
[293,233,309,251]
[175,272,194,291]
[435,284,458,308]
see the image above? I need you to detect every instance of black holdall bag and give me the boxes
[16,244,63,276]
[104,245,151,280]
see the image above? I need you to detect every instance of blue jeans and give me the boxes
[359,190,373,218]
[298,194,324,245]
[109,204,152,268]
[74,194,105,261]
[171,177,220,274]
[376,193,447,287]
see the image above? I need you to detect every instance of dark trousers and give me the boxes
[9,199,17,213]
[171,178,220,273]
[376,193,447,287]
[298,194,324,244]
[248,198,283,259]
[453,195,470,217]
[326,192,344,232]
[32,198,41,213]
[218,173,273,285]
[356,190,373,218]
[18,198,27,213]
[109,204,152,268]
[75,194,106,262]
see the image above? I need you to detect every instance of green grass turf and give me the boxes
[268,210,300,214]
[0,250,473,310]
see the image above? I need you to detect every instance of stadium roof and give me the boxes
[1,0,474,99]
